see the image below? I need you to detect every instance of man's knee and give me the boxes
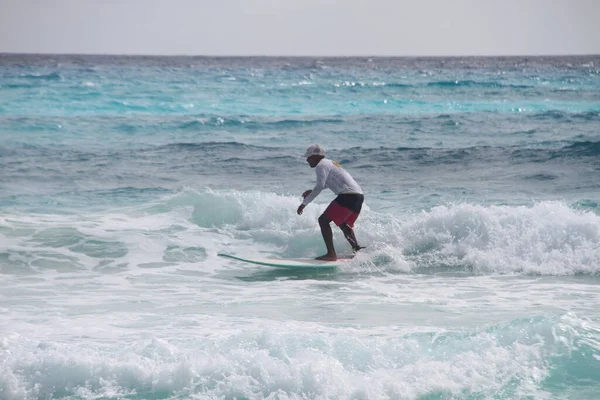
[318,214,332,226]
[339,222,351,233]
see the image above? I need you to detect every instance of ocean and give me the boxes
[1,54,599,399]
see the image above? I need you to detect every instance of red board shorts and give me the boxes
[323,193,364,227]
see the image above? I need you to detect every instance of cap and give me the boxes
[304,144,325,158]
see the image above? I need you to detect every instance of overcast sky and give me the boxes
[1,0,599,56]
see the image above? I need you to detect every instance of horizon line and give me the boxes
[1,52,599,59]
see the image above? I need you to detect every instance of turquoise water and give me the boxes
[1,54,600,399]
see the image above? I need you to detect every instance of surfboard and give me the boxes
[218,253,352,269]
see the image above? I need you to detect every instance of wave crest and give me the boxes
[1,190,599,276]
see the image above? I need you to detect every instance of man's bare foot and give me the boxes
[352,246,366,253]
[315,254,337,261]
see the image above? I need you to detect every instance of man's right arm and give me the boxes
[301,164,327,206]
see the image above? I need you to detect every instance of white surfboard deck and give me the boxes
[218,253,352,269]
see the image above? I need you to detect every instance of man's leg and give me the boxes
[340,223,364,252]
[316,214,337,261]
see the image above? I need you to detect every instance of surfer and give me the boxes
[297,144,365,261]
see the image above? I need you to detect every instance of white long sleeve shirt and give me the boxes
[302,159,363,206]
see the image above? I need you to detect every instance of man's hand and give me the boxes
[301,190,312,199]
[297,204,306,215]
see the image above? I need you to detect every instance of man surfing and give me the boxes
[297,144,365,261]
